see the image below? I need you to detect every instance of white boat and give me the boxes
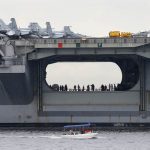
[62,132,98,139]
[62,123,98,139]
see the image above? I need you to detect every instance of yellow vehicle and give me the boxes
[109,31,132,38]
[109,31,120,37]
[121,32,132,38]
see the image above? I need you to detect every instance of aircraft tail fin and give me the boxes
[46,22,53,37]
[9,18,18,30]
[64,26,72,35]
[0,19,10,31]
[28,23,41,33]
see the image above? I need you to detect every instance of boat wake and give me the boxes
[0,135,61,139]
[49,135,62,139]
[0,134,105,140]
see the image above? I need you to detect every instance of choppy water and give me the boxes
[0,130,150,150]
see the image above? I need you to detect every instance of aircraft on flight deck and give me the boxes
[0,18,89,39]
[0,18,30,38]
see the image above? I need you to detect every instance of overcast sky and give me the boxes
[1,0,149,86]
[46,63,122,88]
[1,0,150,36]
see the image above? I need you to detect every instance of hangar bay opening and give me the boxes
[45,60,139,92]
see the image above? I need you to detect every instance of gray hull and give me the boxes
[0,38,150,125]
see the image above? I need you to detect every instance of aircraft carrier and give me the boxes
[0,18,150,126]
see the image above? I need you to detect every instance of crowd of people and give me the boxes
[49,83,119,92]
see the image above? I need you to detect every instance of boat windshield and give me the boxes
[63,123,94,134]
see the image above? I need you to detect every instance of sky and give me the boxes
[1,0,150,36]
[1,0,149,86]
[46,62,122,88]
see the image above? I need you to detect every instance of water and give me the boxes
[0,130,149,150]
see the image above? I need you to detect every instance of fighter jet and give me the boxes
[29,22,46,36]
[0,18,24,38]
[63,26,87,38]
[0,19,10,38]
[133,31,150,37]
[49,26,88,38]
[8,18,33,37]
[8,18,41,38]
[28,22,54,38]
[0,19,10,33]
